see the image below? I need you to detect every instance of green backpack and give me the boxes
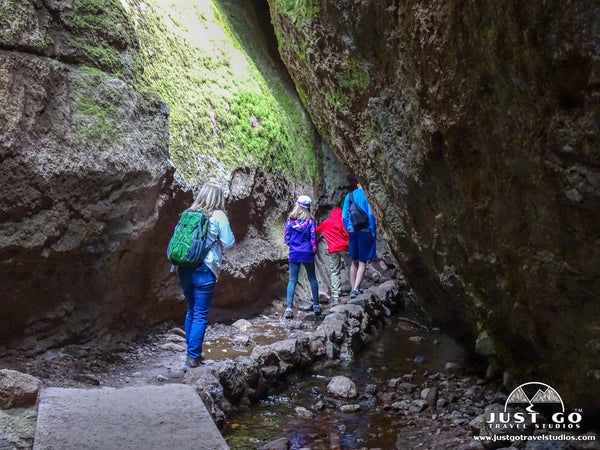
[167,210,214,268]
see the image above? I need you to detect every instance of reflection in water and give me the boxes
[225,319,468,449]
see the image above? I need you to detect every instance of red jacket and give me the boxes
[316,208,349,253]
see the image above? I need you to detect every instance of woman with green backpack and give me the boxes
[173,183,235,372]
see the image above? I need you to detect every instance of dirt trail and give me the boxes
[0,298,330,391]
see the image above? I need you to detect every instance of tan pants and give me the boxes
[329,251,344,299]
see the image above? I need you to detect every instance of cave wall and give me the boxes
[267,0,600,413]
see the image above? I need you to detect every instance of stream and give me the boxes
[224,314,474,450]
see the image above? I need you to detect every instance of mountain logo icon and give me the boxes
[505,382,564,412]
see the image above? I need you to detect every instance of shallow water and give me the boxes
[224,317,469,450]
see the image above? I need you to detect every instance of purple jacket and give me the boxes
[284,218,317,263]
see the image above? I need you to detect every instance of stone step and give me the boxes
[33,384,229,450]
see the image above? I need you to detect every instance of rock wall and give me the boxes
[0,1,190,350]
[267,0,600,414]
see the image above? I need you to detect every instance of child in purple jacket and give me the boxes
[283,195,321,319]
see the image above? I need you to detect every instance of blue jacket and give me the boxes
[342,188,376,235]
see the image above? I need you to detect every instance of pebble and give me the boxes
[340,404,361,413]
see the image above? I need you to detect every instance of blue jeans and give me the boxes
[287,262,319,309]
[177,264,216,359]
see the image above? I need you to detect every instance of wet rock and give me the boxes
[365,384,377,395]
[323,397,343,409]
[312,400,325,410]
[358,394,376,409]
[257,436,290,450]
[409,399,428,413]
[421,387,438,404]
[294,406,313,419]
[397,382,417,395]
[0,370,40,409]
[380,391,397,405]
[231,319,252,332]
[428,372,445,381]
[340,404,360,413]
[392,400,410,411]
[387,377,402,389]
[232,335,250,347]
[327,376,358,399]
[409,336,426,343]
[159,343,185,352]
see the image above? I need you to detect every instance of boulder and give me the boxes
[0,370,40,409]
[327,375,358,399]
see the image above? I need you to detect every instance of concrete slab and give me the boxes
[33,384,229,450]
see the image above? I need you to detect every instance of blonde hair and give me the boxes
[288,204,313,221]
[189,183,225,213]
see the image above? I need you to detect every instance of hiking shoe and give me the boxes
[284,307,293,319]
[183,355,202,373]
[350,290,359,299]
[313,304,322,317]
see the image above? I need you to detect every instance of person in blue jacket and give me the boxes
[342,183,377,298]
[177,183,235,371]
[283,195,321,319]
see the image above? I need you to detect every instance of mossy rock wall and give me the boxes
[124,0,318,186]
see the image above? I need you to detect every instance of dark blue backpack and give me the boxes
[349,192,369,231]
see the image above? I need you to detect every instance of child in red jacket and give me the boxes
[316,208,349,303]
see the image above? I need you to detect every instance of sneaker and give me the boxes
[350,290,359,299]
[313,304,322,317]
[284,307,293,319]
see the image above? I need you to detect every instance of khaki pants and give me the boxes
[329,251,344,299]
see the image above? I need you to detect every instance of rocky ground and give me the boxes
[1,284,599,450]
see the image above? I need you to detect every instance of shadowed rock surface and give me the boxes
[267,0,600,414]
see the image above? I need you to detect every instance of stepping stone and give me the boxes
[34,384,228,450]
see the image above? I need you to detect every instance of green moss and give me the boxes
[277,0,320,27]
[338,59,370,92]
[68,38,123,75]
[72,68,124,148]
[325,89,348,111]
[62,0,134,75]
[127,0,317,184]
